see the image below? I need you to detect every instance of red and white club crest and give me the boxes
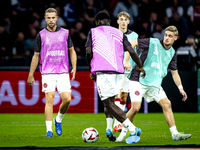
[43,83,47,88]
[135,91,140,96]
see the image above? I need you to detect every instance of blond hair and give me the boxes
[117,11,130,19]
[44,8,58,16]
[165,26,179,36]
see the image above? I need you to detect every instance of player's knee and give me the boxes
[62,98,71,104]
[46,98,54,106]
[130,106,140,114]
[166,100,172,108]
[162,100,172,110]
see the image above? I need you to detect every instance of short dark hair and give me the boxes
[95,11,110,21]
[44,8,58,16]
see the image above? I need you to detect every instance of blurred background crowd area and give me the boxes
[0,0,200,71]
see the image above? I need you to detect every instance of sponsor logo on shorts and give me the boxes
[43,83,47,88]
[135,91,140,96]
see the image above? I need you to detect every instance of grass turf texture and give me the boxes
[0,113,199,147]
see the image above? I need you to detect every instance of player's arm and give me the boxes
[69,46,77,81]
[86,47,92,70]
[123,52,131,71]
[171,70,187,101]
[85,31,93,70]
[85,31,96,81]
[86,46,96,81]
[124,39,139,71]
[123,35,145,78]
[27,52,40,86]
[126,45,145,78]
[130,39,138,49]
[126,39,139,60]
[27,33,41,87]
[169,53,187,101]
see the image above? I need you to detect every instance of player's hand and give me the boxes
[138,67,146,78]
[90,73,96,82]
[27,74,35,86]
[71,69,76,81]
[123,62,131,71]
[180,89,187,101]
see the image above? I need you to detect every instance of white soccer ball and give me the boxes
[82,127,99,143]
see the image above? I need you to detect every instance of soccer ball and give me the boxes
[82,127,99,143]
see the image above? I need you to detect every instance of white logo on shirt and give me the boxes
[46,50,65,57]
[151,62,160,69]
[154,47,158,55]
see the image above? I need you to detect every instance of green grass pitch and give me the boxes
[0,113,199,147]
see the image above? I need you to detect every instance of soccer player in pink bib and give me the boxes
[85,11,145,144]
[27,8,77,137]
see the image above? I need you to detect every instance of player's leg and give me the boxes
[113,92,128,132]
[42,74,56,137]
[96,73,116,141]
[121,101,142,140]
[126,101,141,122]
[156,87,191,141]
[109,75,141,143]
[98,74,140,143]
[126,80,143,123]
[113,74,123,132]
[104,105,114,137]
[103,97,141,144]
[116,81,143,142]
[104,99,116,141]
[54,92,71,136]
[103,96,127,123]
[120,73,130,112]
[45,91,55,137]
[120,92,128,111]
[159,97,175,127]
[113,74,129,132]
[114,75,140,138]
[58,92,71,117]
[113,96,122,132]
[54,73,71,136]
[103,96,139,141]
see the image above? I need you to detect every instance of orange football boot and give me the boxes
[112,124,122,132]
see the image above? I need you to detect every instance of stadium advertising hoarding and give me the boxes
[0,71,98,113]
